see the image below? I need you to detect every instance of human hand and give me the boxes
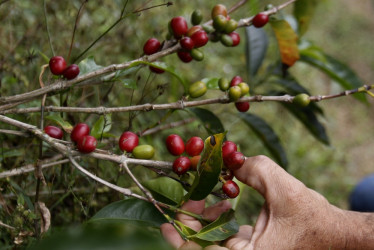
[161,155,371,249]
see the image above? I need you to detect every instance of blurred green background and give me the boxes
[0,0,373,248]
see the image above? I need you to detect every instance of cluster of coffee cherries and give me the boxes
[118,131,155,159]
[70,123,97,153]
[219,75,251,112]
[49,56,80,80]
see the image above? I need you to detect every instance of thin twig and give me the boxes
[0,221,15,231]
[0,129,29,137]
[43,0,55,56]
[140,117,196,136]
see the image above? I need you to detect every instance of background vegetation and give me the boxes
[0,0,373,248]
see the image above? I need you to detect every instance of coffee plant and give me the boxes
[0,0,373,249]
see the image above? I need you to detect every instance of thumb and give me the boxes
[233,155,306,204]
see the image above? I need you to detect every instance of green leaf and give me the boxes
[239,113,288,168]
[300,45,367,103]
[0,149,23,161]
[184,132,226,201]
[90,199,168,227]
[174,221,212,247]
[282,102,329,145]
[194,209,239,241]
[294,0,318,36]
[201,77,219,90]
[189,108,225,134]
[45,114,73,133]
[119,78,137,89]
[142,177,184,205]
[270,19,300,66]
[245,26,269,78]
[91,114,112,139]
[78,56,103,75]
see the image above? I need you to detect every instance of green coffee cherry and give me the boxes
[190,48,204,61]
[202,24,215,34]
[189,81,207,98]
[213,15,227,32]
[224,19,238,34]
[132,145,155,159]
[238,82,250,96]
[191,10,203,25]
[218,77,230,91]
[220,34,233,47]
[293,93,310,107]
[229,86,242,101]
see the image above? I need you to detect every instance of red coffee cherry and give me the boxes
[143,38,161,55]
[77,135,97,153]
[185,136,204,156]
[180,37,195,50]
[222,180,240,198]
[49,56,67,75]
[224,151,245,170]
[63,64,80,80]
[190,30,209,48]
[235,101,250,112]
[177,51,193,63]
[186,25,202,37]
[149,66,165,74]
[44,125,63,140]
[230,76,243,87]
[229,32,240,47]
[222,140,237,159]
[119,131,139,153]
[170,16,188,38]
[252,13,269,28]
[173,156,191,175]
[222,169,234,180]
[71,123,90,143]
[166,134,185,156]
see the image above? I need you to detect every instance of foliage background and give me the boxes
[0,0,373,248]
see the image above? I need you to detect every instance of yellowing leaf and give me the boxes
[270,20,300,66]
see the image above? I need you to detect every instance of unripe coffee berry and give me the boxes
[185,136,204,156]
[49,56,67,75]
[230,76,243,87]
[220,34,233,47]
[223,19,238,34]
[190,155,201,171]
[229,86,242,101]
[177,51,193,63]
[224,151,245,170]
[143,38,161,55]
[77,135,97,153]
[180,37,195,50]
[63,64,80,80]
[218,77,230,91]
[235,101,250,112]
[44,125,63,140]
[293,93,310,107]
[166,134,185,156]
[190,48,204,61]
[173,156,191,175]
[170,16,188,38]
[190,30,209,48]
[213,15,227,32]
[222,141,237,159]
[119,131,139,153]
[252,13,269,28]
[229,32,241,47]
[211,4,227,19]
[132,145,155,159]
[71,123,90,143]
[191,9,203,25]
[189,81,207,98]
[238,82,250,96]
[222,180,240,198]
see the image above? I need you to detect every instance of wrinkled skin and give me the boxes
[161,155,374,249]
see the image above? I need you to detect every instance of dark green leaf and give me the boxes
[245,26,268,78]
[270,20,300,66]
[194,209,239,241]
[91,115,112,139]
[294,0,318,36]
[45,114,73,133]
[189,108,225,134]
[239,113,288,168]
[282,102,329,145]
[142,177,184,205]
[90,199,167,227]
[78,56,103,75]
[174,221,212,248]
[300,45,367,103]
[184,132,226,201]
